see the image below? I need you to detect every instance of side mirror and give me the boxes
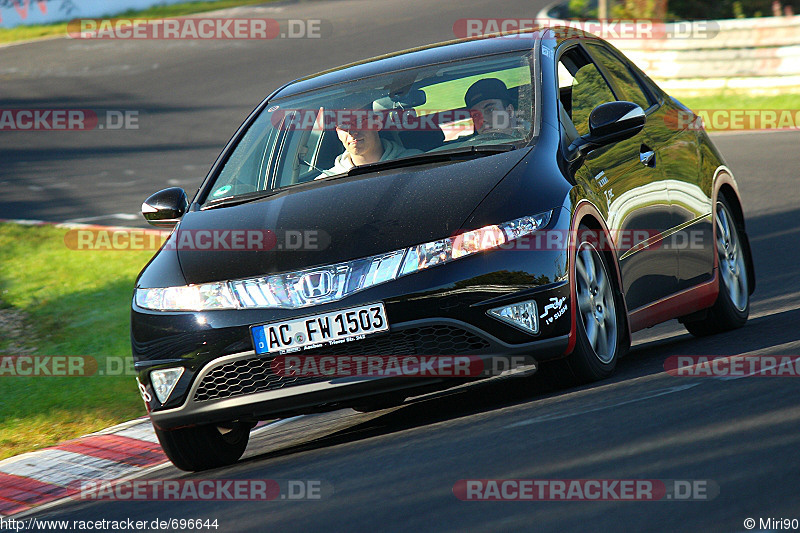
[141,187,188,228]
[569,101,645,156]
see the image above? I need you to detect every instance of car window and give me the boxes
[585,44,653,110]
[558,47,616,137]
[420,65,532,144]
[210,113,277,199]
[203,51,537,204]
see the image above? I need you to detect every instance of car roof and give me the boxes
[272,27,591,100]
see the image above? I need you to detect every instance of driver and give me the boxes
[315,110,421,179]
[464,78,519,136]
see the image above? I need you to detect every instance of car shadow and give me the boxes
[233,297,800,470]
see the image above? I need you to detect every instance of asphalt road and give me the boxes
[3,0,800,531]
[1,0,559,227]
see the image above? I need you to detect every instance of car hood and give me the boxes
[175,150,528,284]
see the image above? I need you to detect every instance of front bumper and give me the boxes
[147,320,569,429]
[132,217,573,429]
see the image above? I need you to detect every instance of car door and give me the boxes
[558,43,678,311]
[585,43,712,293]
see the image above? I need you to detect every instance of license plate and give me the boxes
[251,303,389,355]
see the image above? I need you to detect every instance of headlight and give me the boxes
[136,210,553,311]
[399,211,552,275]
[135,283,238,311]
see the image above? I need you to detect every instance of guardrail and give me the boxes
[537,4,800,95]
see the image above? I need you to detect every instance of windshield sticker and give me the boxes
[213,185,232,197]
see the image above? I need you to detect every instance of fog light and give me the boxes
[488,300,539,334]
[150,367,185,404]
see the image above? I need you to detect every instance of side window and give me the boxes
[558,47,616,137]
[586,44,653,110]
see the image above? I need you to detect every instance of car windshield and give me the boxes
[202,51,536,204]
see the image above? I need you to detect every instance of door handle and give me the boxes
[640,145,656,167]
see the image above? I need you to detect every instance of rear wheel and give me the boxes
[683,195,750,336]
[154,421,250,472]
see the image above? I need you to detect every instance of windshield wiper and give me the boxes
[315,144,518,180]
[347,144,517,176]
[202,189,282,210]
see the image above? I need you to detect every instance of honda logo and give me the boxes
[299,270,333,299]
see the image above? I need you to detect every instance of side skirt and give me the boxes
[628,270,719,333]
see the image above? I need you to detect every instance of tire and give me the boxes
[683,195,750,337]
[154,421,250,472]
[547,230,628,385]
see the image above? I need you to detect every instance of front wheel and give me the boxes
[154,421,250,472]
[683,196,750,337]
[545,235,628,386]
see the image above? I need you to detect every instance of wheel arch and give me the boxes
[712,166,756,295]
[565,200,632,356]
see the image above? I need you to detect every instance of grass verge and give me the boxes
[0,0,272,44]
[678,92,800,112]
[0,223,155,460]
[676,92,800,132]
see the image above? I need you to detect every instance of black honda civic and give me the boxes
[132,27,755,471]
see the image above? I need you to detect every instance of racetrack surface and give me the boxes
[3,1,800,531]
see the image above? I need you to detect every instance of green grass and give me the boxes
[0,223,156,459]
[0,0,273,44]
[676,92,800,132]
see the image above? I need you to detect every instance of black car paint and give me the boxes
[132,28,750,429]
[176,150,531,284]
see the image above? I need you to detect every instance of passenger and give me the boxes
[464,78,519,136]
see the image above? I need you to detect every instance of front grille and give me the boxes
[193,325,490,402]
[194,357,322,402]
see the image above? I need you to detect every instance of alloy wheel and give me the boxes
[575,242,618,364]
